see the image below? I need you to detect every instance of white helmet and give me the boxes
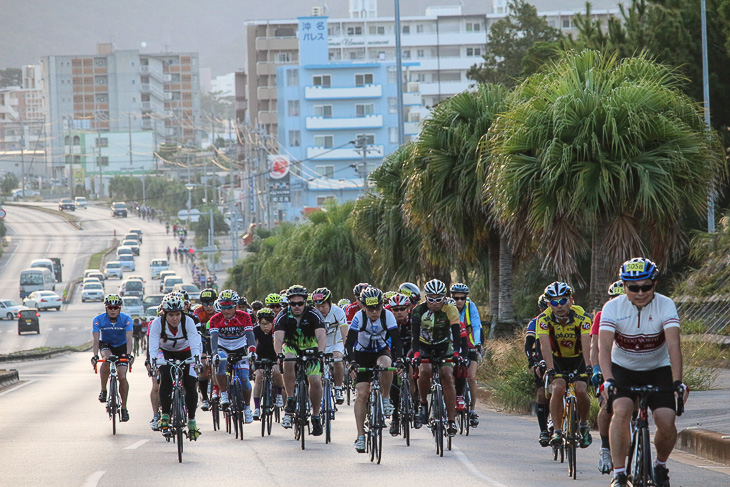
[423,279,447,296]
[162,292,184,312]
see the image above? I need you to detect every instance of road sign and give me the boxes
[0,208,6,219]
[177,209,200,223]
[268,155,290,179]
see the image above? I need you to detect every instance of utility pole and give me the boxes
[20,120,25,197]
[701,0,715,232]
[356,134,369,193]
[97,131,103,198]
[394,0,405,145]
[128,112,133,166]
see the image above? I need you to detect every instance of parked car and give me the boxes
[81,282,105,302]
[17,308,40,335]
[128,228,143,243]
[122,296,144,318]
[111,201,128,218]
[150,259,170,279]
[74,196,88,209]
[0,299,25,320]
[104,261,124,279]
[119,255,136,272]
[120,279,144,298]
[58,198,75,211]
[121,239,140,255]
[143,294,165,309]
[161,275,183,293]
[172,283,201,303]
[23,290,62,311]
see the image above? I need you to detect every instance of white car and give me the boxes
[104,261,124,279]
[172,283,201,303]
[119,255,136,272]
[82,277,104,290]
[81,282,105,302]
[0,299,25,320]
[75,196,88,209]
[23,290,62,311]
[151,259,170,279]
[122,296,144,318]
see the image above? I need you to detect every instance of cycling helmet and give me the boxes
[307,293,314,306]
[608,280,625,297]
[383,291,397,301]
[213,300,221,313]
[218,289,239,305]
[538,294,549,311]
[251,300,264,311]
[265,293,282,305]
[353,282,370,298]
[450,282,470,294]
[162,292,185,312]
[200,288,218,304]
[543,281,573,298]
[619,257,658,281]
[399,282,421,302]
[178,289,190,305]
[312,287,332,304]
[444,297,456,305]
[423,279,447,296]
[238,295,249,307]
[104,294,122,307]
[286,285,308,299]
[389,293,411,308]
[337,298,350,308]
[359,287,384,307]
[256,307,276,321]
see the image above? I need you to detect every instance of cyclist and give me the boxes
[411,279,461,436]
[525,294,550,446]
[345,287,402,453]
[252,308,285,419]
[250,300,264,323]
[210,289,257,423]
[387,292,414,436]
[312,287,348,404]
[274,285,326,435]
[265,293,284,317]
[345,282,370,325]
[450,282,482,428]
[92,294,134,422]
[537,281,593,449]
[592,280,624,474]
[399,282,422,313]
[599,258,688,487]
[337,298,350,309]
[194,287,218,411]
[148,293,203,439]
[132,318,144,356]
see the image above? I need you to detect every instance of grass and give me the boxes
[88,248,108,271]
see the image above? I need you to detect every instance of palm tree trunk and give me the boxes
[488,231,500,320]
[498,234,514,323]
[590,222,612,313]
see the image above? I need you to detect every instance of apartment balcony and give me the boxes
[306,145,384,160]
[141,101,152,111]
[304,84,382,100]
[255,37,297,51]
[259,110,278,125]
[403,92,422,106]
[257,86,277,100]
[256,62,279,76]
[306,114,383,130]
[404,121,420,136]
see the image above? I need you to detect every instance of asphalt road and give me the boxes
[0,203,185,354]
[1,353,728,487]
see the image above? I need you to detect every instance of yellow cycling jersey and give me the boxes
[535,305,591,358]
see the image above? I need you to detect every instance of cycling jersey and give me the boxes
[535,306,591,358]
[599,293,679,371]
[591,310,602,336]
[253,325,276,360]
[524,315,543,362]
[348,308,398,353]
[194,306,211,326]
[148,315,202,357]
[321,304,347,351]
[411,302,461,350]
[459,299,482,347]
[345,302,361,325]
[92,312,133,348]
[209,310,255,351]
[274,306,324,351]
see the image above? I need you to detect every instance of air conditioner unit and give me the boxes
[407,111,420,123]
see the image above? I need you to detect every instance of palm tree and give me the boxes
[487,50,724,310]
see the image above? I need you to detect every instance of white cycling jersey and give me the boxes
[599,293,679,371]
[322,305,347,353]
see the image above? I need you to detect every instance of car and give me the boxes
[84,269,102,280]
[122,296,144,318]
[158,270,177,285]
[23,290,62,311]
[150,259,170,279]
[119,279,144,298]
[81,282,105,302]
[172,283,201,303]
[0,299,25,320]
[111,201,128,218]
[58,198,75,211]
[143,294,166,309]
[104,261,124,279]
[123,233,140,244]
[126,275,146,284]
[161,275,183,293]
[119,255,136,272]
[128,228,143,243]
[116,246,134,258]
[74,196,88,209]
[12,188,40,199]
[82,277,104,290]
[86,271,106,286]
[145,306,159,320]
[17,308,40,335]
[121,240,140,255]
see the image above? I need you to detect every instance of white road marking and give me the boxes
[453,446,510,487]
[0,380,36,397]
[46,328,53,331]
[57,327,66,331]
[123,439,149,450]
[82,471,106,487]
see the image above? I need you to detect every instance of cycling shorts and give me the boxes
[215,348,249,376]
[419,342,454,368]
[354,348,391,384]
[99,341,128,364]
[611,363,675,412]
[282,343,322,376]
[551,355,588,383]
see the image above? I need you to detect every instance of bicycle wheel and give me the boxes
[109,376,118,435]
[375,394,383,464]
[298,381,308,450]
[345,375,352,405]
[464,382,472,436]
[261,377,271,437]
[400,380,411,446]
[433,389,444,457]
[212,398,220,431]
[369,393,377,462]
[638,427,652,487]
[324,386,332,444]
[566,400,577,479]
[172,389,185,463]
[294,382,302,442]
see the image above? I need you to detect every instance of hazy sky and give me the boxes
[0,0,620,76]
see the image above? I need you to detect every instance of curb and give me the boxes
[0,369,19,389]
[677,428,730,465]
[0,342,92,363]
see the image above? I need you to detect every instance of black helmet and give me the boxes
[287,285,308,299]
[312,287,332,304]
[359,287,384,307]
[200,288,218,304]
[353,282,370,298]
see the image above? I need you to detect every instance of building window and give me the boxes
[369,25,385,35]
[416,24,424,33]
[440,71,461,82]
[313,75,331,87]
[417,49,425,58]
[402,25,410,34]
[288,100,299,116]
[289,130,300,147]
[287,69,299,86]
[356,133,375,145]
[355,104,374,117]
[347,26,363,36]
[315,165,335,178]
[317,195,336,206]
[562,18,572,29]
[275,52,291,63]
[388,97,397,113]
[355,73,374,86]
[403,50,411,59]
[313,105,333,118]
[466,22,481,32]
[389,127,398,144]
[96,137,108,147]
[314,135,334,148]
[466,47,482,57]
[387,66,397,83]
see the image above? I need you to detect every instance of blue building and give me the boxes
[275,16,420,221]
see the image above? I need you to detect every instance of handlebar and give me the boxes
[94,355,131,373]
[606,385,685,416]
[355,366,398,372]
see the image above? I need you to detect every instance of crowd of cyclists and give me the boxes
[91,255,688,486]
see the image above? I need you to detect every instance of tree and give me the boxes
[0,68,21,88]
[467,0,562,87]
[1,173,19,196]
[487,50,724,311]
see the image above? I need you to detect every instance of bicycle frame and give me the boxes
[224,353,250,441]
[548,372,588,480]
[421,356,454,457]
[355,365,397,464]
[95,355,129,436]
[283,349,319,450]
[155,356,197,463]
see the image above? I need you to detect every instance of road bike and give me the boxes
[282,348,319,450]
[455,360,473,436]
[344,371,355,405]
[94,355,129,436]
[609,385,685,487]
[547,372,589,480]
[156,356,197,463]
[396,360,415,446]
[255,358,281,437]
[321,353,342,444]
[421,355,455,457]
[220,352,250,441]
[355,364,397,464]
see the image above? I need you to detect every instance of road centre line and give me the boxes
[452,446,510,487]
[123,439,149,450]
[82,471,106,487]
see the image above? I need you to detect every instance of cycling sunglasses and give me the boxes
[452,296,467,301]
[106,305,121,310]
[392,306,408,312]
[365,304,382,311]
[549,297,569,307]
[218,302,236,309]
[626,283,654,293]
[289,301,306,307]
[426,296,445,303]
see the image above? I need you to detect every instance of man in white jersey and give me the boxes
[312,287,348,404]
[599,258,688,487]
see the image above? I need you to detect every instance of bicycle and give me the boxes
[255,358,281,437]
[421,355,455,457]
[321,353,342,444]
[608,385,685,487]
[344,370,355,405]
[282,348,319,450]
[219,352,250,441]
[396,360,415,446]
[546,372,589,480]
[354,364,397,464]
[155,356,197,463]
[94,355,129,436]
[455,360,473,436]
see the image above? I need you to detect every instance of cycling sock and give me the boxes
[601,434,610,449]
[312,415,320,421]
[614,467,626,476]
[253,397,261,409]
[536,404,548,431]
[579,421,589,429]
[198,380,209,400]
[654,460,666,467]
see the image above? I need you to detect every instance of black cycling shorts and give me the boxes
[611,363,675,412]
[551,355,587,383]
[99,341,128,364]
[354,349,391,384]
